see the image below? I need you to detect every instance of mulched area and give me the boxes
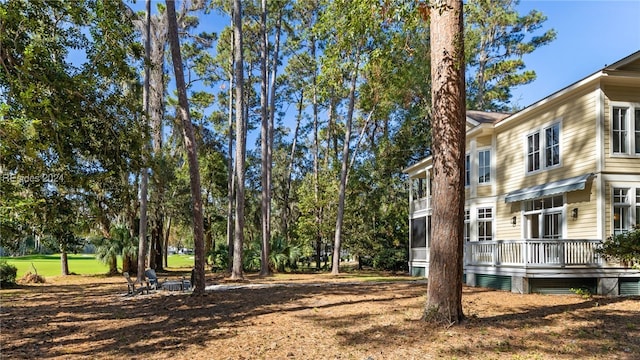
[1,272,639,359]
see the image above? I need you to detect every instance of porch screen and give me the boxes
[411,217,427,248]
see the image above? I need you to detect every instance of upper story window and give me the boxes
[464,154,470,187]
[545,123,560,167]
[478,149,491,184]
[527,132,540,172]
[611,103,640,156]
[527,122,561,173]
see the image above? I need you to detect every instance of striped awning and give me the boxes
[504,173,594,203]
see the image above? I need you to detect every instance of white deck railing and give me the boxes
[410,248,428,262]
[464,239,602,267]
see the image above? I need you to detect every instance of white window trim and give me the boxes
[610,102,640,157]
[477,147,492,186]
[524,118,563,175]
[464,209,470,242]
[464,153,470,187]
[611,185,638,234]
[522,195,566,239]
[476,206,494,241]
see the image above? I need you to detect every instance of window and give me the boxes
[545,123,560,167]
[477,207,493,241]
[636,188,640,227]
[464,209,470,242]
[464,154,470,186]
[613,108,628,153]
[612,187,639,235]
[524,195,563,239]
[410,217,427,248]
[412,177,427,200]
[636,109,640,154]
[543,213,562,239]
[527,122,560,173]
[527,132,540,172]
[611,104,640,156]
[478,149,491,184]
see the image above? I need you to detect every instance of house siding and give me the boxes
[404,51,640,293]
[566,182,598,239]
[602,85,640,173]
[496,87,597,197]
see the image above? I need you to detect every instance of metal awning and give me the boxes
[504,173,595,203]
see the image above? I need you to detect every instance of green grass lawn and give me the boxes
[1,254,197,278]
[1,254,109,278]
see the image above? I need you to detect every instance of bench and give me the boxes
[123,272,149,295]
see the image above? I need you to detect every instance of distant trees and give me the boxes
[0,0,144,275]
[1,0,555,279]
[465,0,556,111]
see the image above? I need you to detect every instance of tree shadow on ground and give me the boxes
[0,278,425,359]
[2,279,639,359]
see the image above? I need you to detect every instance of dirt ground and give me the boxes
[1,271,639,360]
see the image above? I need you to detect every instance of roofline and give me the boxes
[467,122,493,137]
[497,50,640,128]
[466,116,480,127]
[604,49,640,70]
[496,71,603,128]
[403,156,432,175]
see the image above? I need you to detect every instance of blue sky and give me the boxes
[133,1,640,115]
[512,0,640,108]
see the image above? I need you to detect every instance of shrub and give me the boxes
[208,243,229,272]
[598,226,640,268]
[372,248,408,271]
[0,260,18,288]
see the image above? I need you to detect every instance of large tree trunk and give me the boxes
[204,214,212,265]
[259,0,271,277]
[108,255,118,275]
[311,35,322,271]
[137,0,152,283]
[151,41,166,272]
[165,0,206,295]
[269,7,282,234]
[331,55,359,275]
[164,216,171,267]
[231,0,246,280]
[284,92,303,242]
[60,251,69,276]
[146,3,168,272]
[425,0,466,325]
[226,15,235,274]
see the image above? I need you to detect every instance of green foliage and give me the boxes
[208,243,229,272]
[0,0,144,263]
[0,260,18,287]
[239,237,303,273]
[91,224,138,274]
[269,237,303,272]
[373,248,408,271]
[598,227,640,268]
[464,0,556,111]
[570,287,592,299]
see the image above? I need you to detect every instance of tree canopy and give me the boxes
[1,0,555,276]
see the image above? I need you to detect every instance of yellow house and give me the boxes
[404,50,640,295]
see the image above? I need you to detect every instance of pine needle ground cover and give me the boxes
[1,273,638,359]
